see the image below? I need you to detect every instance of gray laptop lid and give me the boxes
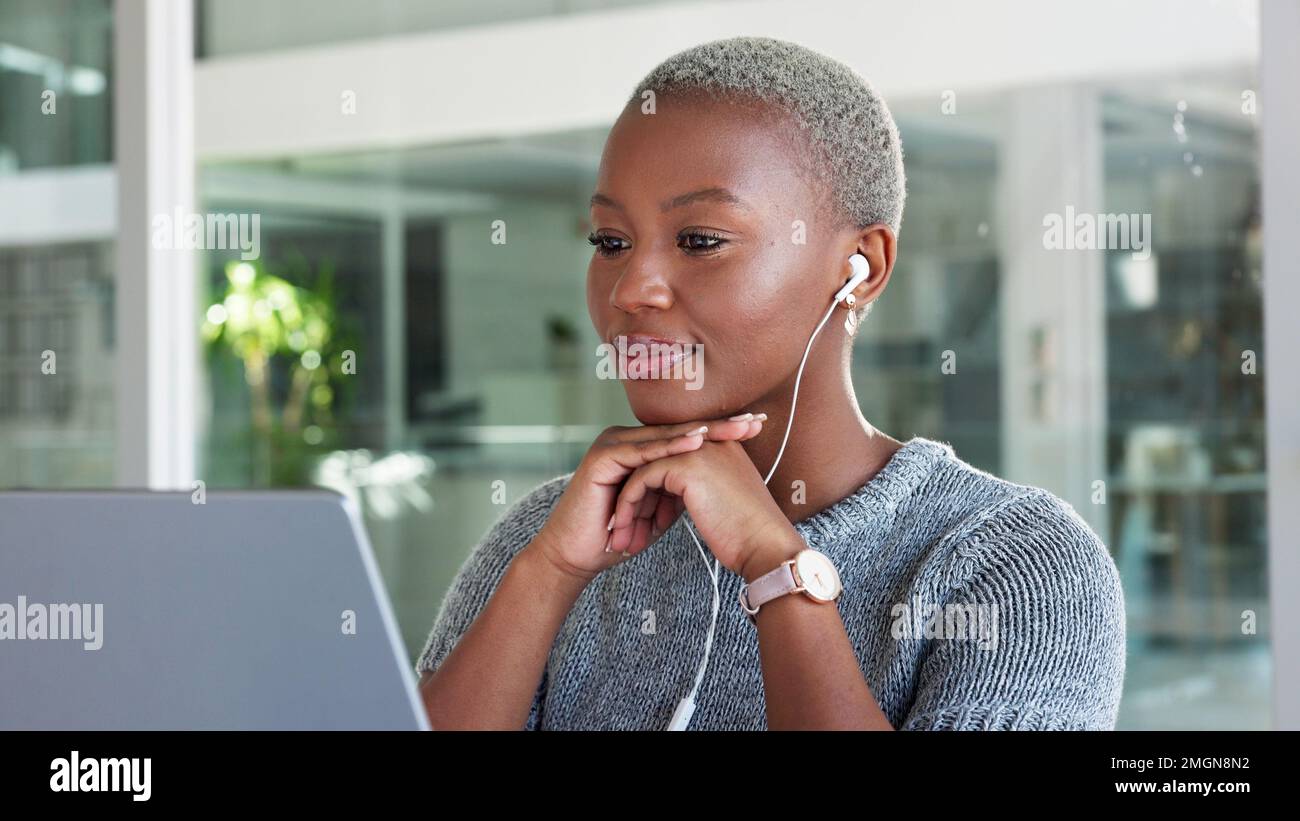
[0,490,429,730]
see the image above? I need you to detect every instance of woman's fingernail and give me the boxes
[690,425,709,436]
[620,550,630,560]
[728,413,754,422]
[753,413,768,422]
[604,533,613,553]
[607,514,615,531]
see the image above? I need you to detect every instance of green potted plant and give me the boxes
[201,259,352,486]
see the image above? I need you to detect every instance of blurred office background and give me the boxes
[0,0,1287,729]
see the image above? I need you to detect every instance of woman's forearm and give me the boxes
[741,532,895,730]
[418,537,590,729]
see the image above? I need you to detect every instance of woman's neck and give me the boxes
[741,361,902,524]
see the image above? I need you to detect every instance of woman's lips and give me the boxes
[609,333,697,380]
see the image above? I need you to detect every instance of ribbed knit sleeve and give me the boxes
[414,475,571,731]
[898,490,1126,730]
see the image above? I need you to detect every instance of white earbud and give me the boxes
[833,253,872,306]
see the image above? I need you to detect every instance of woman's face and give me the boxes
[586,94,850,425]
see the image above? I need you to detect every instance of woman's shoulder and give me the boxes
[428,473,575,610]
[475,472,574,555]
[903,442,1127,724]
[953,484,1118,583]
[502,472,574,520]
[912,441,1121,605]
[896,438,1117,583]
[414,472,575,681]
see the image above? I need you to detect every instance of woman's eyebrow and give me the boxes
[590,192,622,212]
[660,187,751,212]
[588,188,751,213]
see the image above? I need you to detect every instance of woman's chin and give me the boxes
[623,383,718,426]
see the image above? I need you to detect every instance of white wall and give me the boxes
[194,0,1258,161]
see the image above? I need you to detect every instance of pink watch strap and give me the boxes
[739,559,798,618]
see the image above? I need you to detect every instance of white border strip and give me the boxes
[1261,0,1300,731]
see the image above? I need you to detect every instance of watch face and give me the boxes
[794,550,842,602]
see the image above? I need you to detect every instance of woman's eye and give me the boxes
[586,231,727,257]
[587,232,628,258]
[677,231,727,254]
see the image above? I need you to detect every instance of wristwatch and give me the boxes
[738,549,843,623]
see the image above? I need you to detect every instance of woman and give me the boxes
[416,36,1126,730]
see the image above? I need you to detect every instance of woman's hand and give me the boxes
[529,415,766,584]
[606,428,800,578]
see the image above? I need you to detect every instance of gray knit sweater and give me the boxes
[415,436,1127,730]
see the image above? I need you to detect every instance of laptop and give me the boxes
[0,490,430,730]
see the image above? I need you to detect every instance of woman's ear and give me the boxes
[850,223,897,306]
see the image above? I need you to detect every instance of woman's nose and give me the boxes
[610,253,674,314]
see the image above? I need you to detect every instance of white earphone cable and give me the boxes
[668,297,841,730]
[763,299,839,485]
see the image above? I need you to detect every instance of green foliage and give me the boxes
[202,258,353,486]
